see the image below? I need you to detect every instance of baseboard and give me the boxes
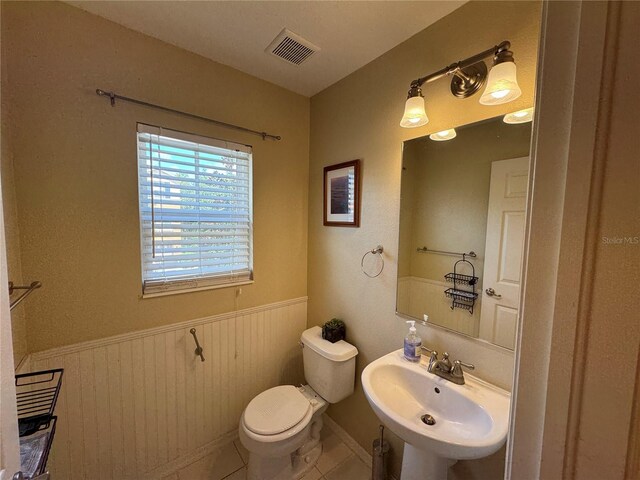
[322,413,372,469]
[142,429,238,479]
[323,414,399,480]
[121,411,388,480]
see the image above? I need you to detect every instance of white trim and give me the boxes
[506,2,615,479]
[322,413,372,469]
[141,429,238,480]
[141,279,254,299]
[150,417,387,480]
[30,296,308,360]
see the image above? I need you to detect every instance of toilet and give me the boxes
[239,326,358,480]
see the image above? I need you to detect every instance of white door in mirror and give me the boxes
[479,157,529,349]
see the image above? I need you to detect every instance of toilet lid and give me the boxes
[244,385,311,436]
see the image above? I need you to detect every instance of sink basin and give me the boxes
[362,349,510,479]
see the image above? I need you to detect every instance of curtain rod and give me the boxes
[95,89,281,141]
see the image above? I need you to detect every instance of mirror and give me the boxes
[397,115,532,350]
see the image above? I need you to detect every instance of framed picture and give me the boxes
[323,159,361,227]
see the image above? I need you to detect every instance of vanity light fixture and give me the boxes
[429,129,457,141]
[400,85,429,127]
[400,41,522,128]
[479,46,522,105]
[503,107,534,124]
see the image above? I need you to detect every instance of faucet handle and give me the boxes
[439,352,452,370]
[421,346,438,358]
[457,360,475,370]
[421,346,438,359]
[452,359,475,376]
[420,346,438,372]
[421,345,436,355]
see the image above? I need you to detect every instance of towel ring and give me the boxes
[361,245,384,278]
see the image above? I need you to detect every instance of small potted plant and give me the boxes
[322,318,346,343]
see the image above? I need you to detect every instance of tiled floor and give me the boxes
[165,421,371,480]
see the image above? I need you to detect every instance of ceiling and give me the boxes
[66,1,466,97]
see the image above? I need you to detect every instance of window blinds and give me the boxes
[137,124,253,294]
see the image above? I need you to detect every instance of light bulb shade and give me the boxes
[479,61,522,105]
[503,107,534,124]
[400,96,429,128]
[429,129,457,141]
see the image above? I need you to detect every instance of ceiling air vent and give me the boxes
[266,29,319,66]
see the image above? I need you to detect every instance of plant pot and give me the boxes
[322,324,346,343]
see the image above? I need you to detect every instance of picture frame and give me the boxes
[323,159,361,227]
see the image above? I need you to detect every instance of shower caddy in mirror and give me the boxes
[444,253,479,314]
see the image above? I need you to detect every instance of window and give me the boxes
[136,124,253,295]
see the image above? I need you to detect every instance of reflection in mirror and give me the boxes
[397,115,532,350]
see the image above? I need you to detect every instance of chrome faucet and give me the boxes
[431,352,453,375]
[421,348,475,385]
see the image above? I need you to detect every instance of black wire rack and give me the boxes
[15,369,63,478]
[444,289,479,312]
[20,416,57,479]
[444,272,478,286]
[15,369,63,437]
[444,254,479,314]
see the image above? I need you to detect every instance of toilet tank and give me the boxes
[301,326,358,403]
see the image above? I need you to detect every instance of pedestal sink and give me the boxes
[361,349,510,480]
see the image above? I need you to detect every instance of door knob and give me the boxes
[485,287,502,298]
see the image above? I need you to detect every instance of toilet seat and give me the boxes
[244,385,311,436]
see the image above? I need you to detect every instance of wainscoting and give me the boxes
[397,277,480,337]
[28,297,308,479]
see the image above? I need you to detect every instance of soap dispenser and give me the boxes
[404,320,422,362]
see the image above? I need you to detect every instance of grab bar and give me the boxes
[416,247,477,258]
[189,328,205,362]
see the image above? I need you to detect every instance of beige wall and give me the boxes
[1,1,310,352]
[308,1,541,477]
